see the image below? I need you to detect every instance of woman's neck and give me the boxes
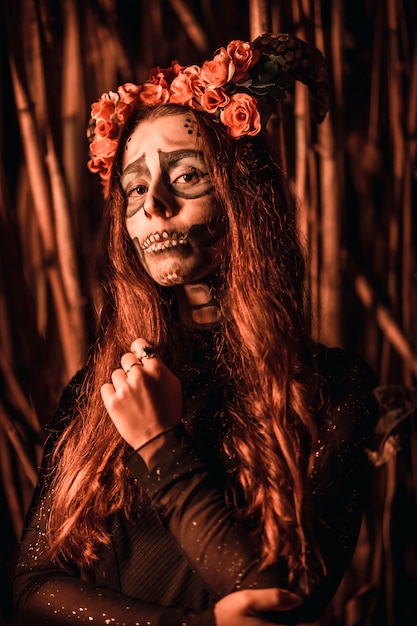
[176,282,222,328]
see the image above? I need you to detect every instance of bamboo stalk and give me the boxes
[0,403,39,488]
[0,349,41,436]
[0,430,26,537]
[382,458,396,626]
[307,147,320,340]
[249,0,271,40]
[61,0,85,213]
[353,271,417,378]
[294,82,309,243]
[45,132,86,368]
[9,57,82,378]
[16,166,49,336]
[21,0,48,133]
[402,38,417,385]
[314,0,343,346]
[100,1,135,78]
[292,2,309,249]
[166,0,209,53]
[9,57,56,258]
[382,0,404,385]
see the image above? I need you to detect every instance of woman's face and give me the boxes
[121,111,225,286]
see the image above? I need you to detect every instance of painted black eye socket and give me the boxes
[180,172,198,182]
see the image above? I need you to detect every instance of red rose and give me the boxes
[200,47,234,87]
[220,93,261,138]
[201,86,230,113]
[227,40,261,82]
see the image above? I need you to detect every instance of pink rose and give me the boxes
[200,47,234,87]
[226,40,261,82]
[220,93,261,138]
[139,82,170,105]
[201,86,230,113]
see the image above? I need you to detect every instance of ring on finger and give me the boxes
[138,345,156,360]
[124,361,143,375]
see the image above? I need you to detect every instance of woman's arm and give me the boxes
[13,374,299,626]
[14,482,299,626]
[120,347,377,622]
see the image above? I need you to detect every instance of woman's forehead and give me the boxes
[122,111,202,169]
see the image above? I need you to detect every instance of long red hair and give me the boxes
[47,105,320,590]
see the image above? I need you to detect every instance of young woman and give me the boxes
[13,34,376,625]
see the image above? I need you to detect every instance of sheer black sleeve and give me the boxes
[13,372,213,626]
[125,347,377,623]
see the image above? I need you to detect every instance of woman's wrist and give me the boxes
[125,424,180,468]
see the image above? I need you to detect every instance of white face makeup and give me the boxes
[121,112,225,287]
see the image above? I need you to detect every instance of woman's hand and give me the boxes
[213,588,302,626]
[101,337,182,449]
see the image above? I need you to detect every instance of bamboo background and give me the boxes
[0,0,416,624]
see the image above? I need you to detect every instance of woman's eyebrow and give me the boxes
[159,150,205,166]
[121,155,150,188]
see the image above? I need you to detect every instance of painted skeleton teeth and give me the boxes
[142,232,188,253]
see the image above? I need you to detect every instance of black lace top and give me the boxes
[13,338,377,625]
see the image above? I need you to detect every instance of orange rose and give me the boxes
[94,118,119,139]
[89,137,119,159]
[90,92,118,121]
[227,40,261,82]
[150,60,185,85]
[139,82,170,105]
[87,155,111,175]
[118,82,141,104]
[200,47,234,87]
[148,68,170,88]
[201,86,230,113]
[220,93,261,138]
[170,68,205,108]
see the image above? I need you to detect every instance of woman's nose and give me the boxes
[143,176,175,218]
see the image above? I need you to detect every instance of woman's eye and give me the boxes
[172,168,207,186]
[129,184,148,197]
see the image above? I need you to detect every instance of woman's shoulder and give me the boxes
[314,343,377,393]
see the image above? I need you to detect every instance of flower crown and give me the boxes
[88,33,329,198]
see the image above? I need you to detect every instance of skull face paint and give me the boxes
[121,112,225,286]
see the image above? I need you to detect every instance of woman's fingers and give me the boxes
[241,588,302,612]
[100,337,182,449]
[130,338,157,363]
[213,588,302,626]
[120,352,143,375]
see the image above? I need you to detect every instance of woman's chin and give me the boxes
[143,249,220,287]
